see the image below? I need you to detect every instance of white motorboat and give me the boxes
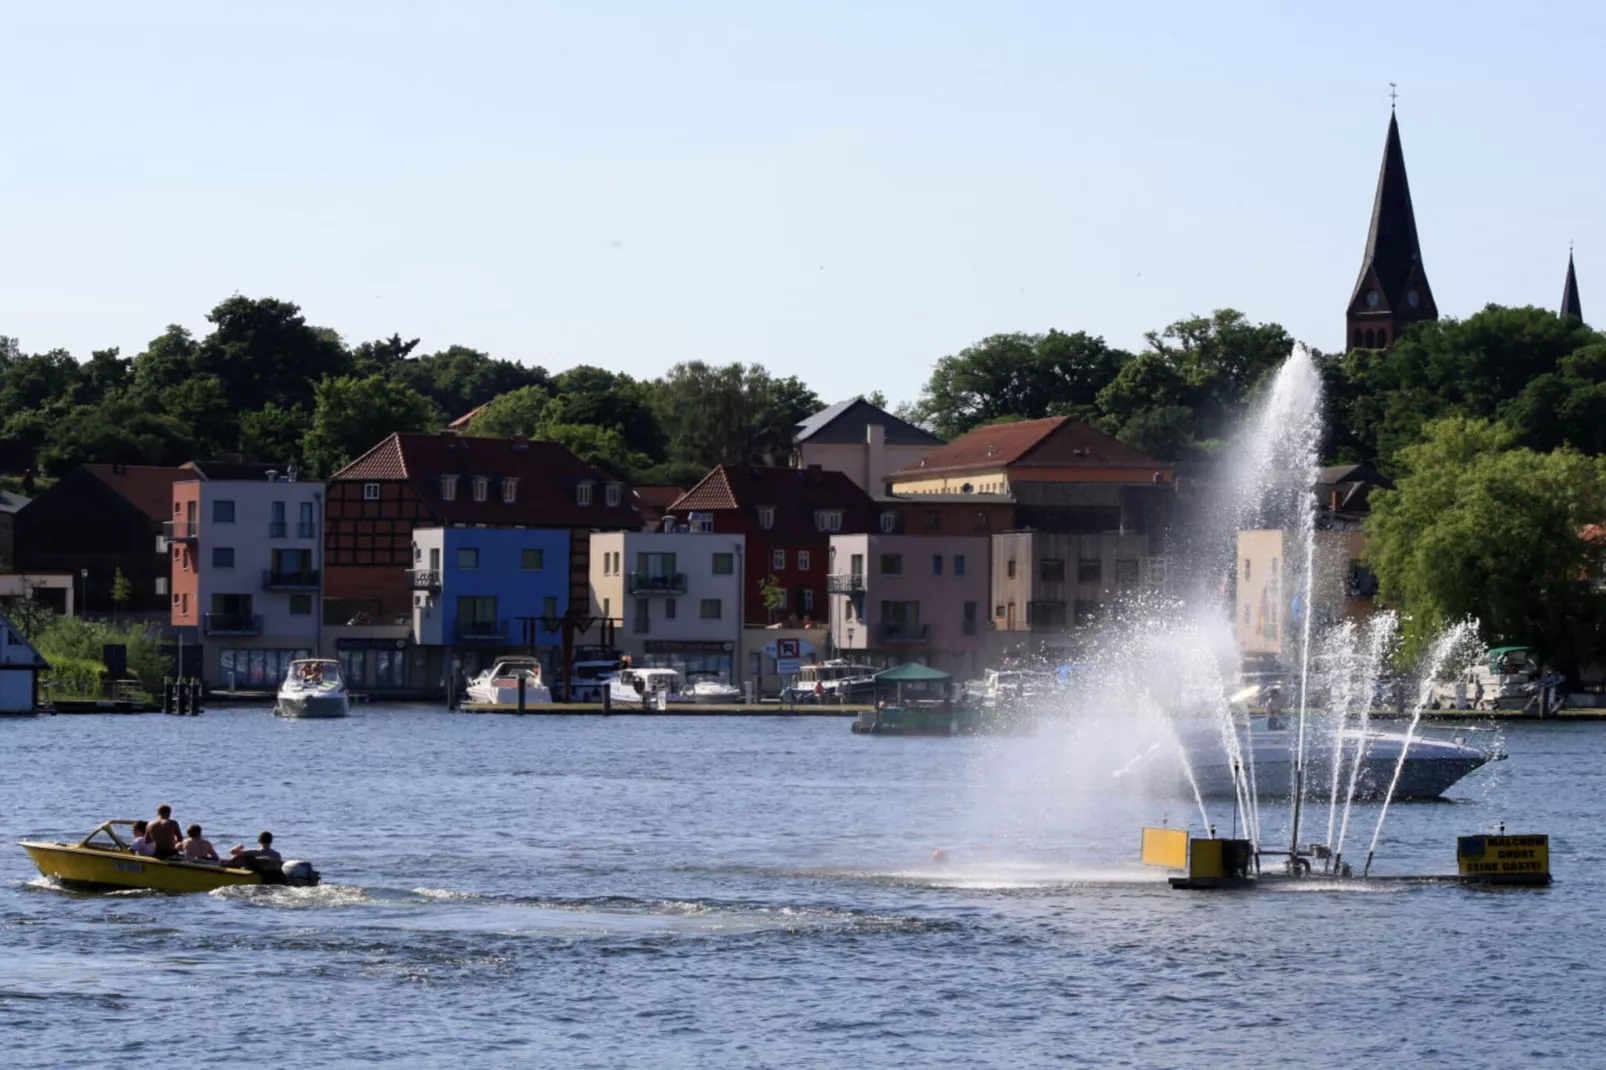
[609,667,691,707]
[784,660,877,703]
[275,659,350,719]
[1140,717,1499,801]
[466,657,552,707]
[565,657,625,702]
[684,671,742,704]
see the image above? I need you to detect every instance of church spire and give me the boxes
[1561,248,1583,322]
[1346,109,1437,349]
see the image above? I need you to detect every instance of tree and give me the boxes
[300,375,442,476]
[1365,417,1606,674]
[5,588,54,640]
[468,386,550,438]
[37,394,194,474]
[240,403,310,467]
[193,296,351,412]
[537,423,651,480]
[863,390,889,409]
[393,345,549,419]
[110,568,131,619]
[912,330,1128,440]
[160,373,235,458]
[652,362,818,468]
[759,574,787,621]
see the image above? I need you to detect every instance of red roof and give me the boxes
[83,464,189,522]
[894,417,1165,476]
[331,432,640,527]
[669,465,876,539]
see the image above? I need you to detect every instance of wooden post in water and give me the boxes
[518,672,527,714]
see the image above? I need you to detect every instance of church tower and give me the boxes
[1561,249,1583,322]
[1347,110,1437,349]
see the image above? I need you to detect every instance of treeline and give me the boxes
[3,295,1600,488]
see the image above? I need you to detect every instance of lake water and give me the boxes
[2,707,1602,1068]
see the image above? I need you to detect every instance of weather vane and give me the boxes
[1389,82,1397,109]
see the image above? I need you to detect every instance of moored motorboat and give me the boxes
[609,667,691,707]
[466,657,552,707]
[276,658,350,718]
[20,820,320,893]
[684,671,742,704]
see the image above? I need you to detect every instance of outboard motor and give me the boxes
[281,860,320,887]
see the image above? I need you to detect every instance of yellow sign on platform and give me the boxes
[1457,834,1550,878]
[1140,827,1189,869]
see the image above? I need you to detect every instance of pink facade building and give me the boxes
[827,533,990,678]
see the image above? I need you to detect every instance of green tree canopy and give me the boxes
[1365,417,1606,672]
[193,296,351,412]
[652,361,819,468]
[300,375,442,476]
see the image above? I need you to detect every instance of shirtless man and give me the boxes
[147,805,183,859]
[180,824,219,862]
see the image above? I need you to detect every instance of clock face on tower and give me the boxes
[1406,290,1420,309]
[1364,289,1381,309]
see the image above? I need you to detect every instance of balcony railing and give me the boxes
[263,568,320,590]
[877,623,929,644]
[164,520,198,542]
[297,522,317,539]
[633,616,650,634]
[628,571,687,595]
[455,618,508,642]
[204,613,262,636]
[828,573,866,594]
[268,521,286,538]
[409,569,442,591]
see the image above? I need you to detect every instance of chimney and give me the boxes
[1331,490,1341,511]
[266,469,278,482]
[865,423,886,496]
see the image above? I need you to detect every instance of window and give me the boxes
[713,552,734,575]
[665,598,677,619]
[502,477,518,504]
[1116,559,1140,587]
[298,501,315,538]
[1078,558,1102,582]
[924,510,941,531]
[1040,558,1065,582]
[801,588,814,613]
[773,549,786,570]
[757,506,775,529]
[817,510,843,532]
[1007,559,1016,579]
[213,547,235,569]
[458,547,480,570]
[634,597,650,633]
[850,553,864,577]
[605,483,622,507]
[270,501,286,538]
[1243,602,1251,626]
[880,553,903,576]
[1242,558,1251,581]
[602,597,610,619]
[1075,600,1103,625]
[180,593,188,615]
[577,482,594,506]
[441,475,458,501]
[995,604,1005,619]
[797,550,811,572]
[473,477,488,502]
[521,549,544,570]
[155,577,168,596]
[429,547,441,572]
[363,483,380,501]
[932,555,943,576]
[289,594,312,615]
[613,552,622,575]
[1271,557,1280,579]
[700,598,722,619]
[955,555,966,577]
[1030,601,1068,628]
[878,512,897,533]
[213,500,236,523]
[963,601,978,635]
[271,548,310,577]
[457,595,498,625]
[542,596,558,620]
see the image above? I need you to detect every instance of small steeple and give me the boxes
[1561,247,1583,322]
[1346,106,1437,349]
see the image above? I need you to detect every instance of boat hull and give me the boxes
[20,842,263,893]
[467,684,552,706]
[276,692,349,718]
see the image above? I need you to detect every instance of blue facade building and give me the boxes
[410,526,571,677]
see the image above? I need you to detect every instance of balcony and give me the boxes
[164,520,198,543]
[409,569,442,591]
[628,571,687,595]
[263,568,320,590]
[269,521,286,538]
[455,618,508,642]
[828,573,866,594]
[204,613,262,636]
[877,623,929,644]
[297,521,317,539]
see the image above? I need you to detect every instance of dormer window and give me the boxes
[473,477,488,503]
[816,509,843,533]
[878,511,896,533]
[605,483,622,508]
[502,477,518,503]
[577,482,594,506]
[757,506,775,530]
[441,475,458,502]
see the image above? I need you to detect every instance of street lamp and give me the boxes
[79,568,88,618]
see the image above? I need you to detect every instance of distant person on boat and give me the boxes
[130,820,156,857]
[148,805,183,859]
[230,831,282,866]
[180,824,219,862]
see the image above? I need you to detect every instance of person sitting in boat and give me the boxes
[130,820,156,857]
[230,831,281,866]
[180,824,219,863]
[148,804,183,860]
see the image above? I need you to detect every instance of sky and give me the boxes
[2,1,1601,408]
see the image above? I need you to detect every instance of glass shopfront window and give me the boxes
[219,648,310,689]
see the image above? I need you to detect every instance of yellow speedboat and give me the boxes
[20,820,319,893]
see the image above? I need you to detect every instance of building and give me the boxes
[409,526,572,684]
[1346,109,1437,350]
[988,531,1158,643]
[632,486,689,531]
[588,527,746,683]
[794,398,944,494]
[827,534,990,676]
[0,489,30,571]
[169,469,324,688]
[873,494,1017,538]
[15,463,189,616]
[323,432,639,693]
[1562,251,1584,322]
[666,465,877,626]
[0,609,48,711]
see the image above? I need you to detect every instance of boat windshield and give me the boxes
[286,660,343,687]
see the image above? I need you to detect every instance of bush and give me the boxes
[41,655,107,699]
[32,616,168,692]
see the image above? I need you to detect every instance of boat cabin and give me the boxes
[285,658,345,687]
